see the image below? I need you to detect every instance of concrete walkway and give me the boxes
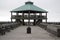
[0,26,60,40]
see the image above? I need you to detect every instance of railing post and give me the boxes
[57,29,60,37]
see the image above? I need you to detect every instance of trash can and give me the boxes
[27,27,31,34]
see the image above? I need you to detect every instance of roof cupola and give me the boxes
[25,1,33,5]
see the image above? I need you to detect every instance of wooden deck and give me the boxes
[0,26,60,40]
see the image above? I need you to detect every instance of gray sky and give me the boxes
[0,0,60,22]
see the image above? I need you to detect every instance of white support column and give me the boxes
[11,12,13,22]
[16,12,19,16]
[39,13,42,23]
[34,13,36,25]
[16,12,19,22]
[28,11,30,27]
[22,12,25,25]
[39,13,42,16]
[46,13,47,23]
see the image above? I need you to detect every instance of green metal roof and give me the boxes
[11,1,48,13]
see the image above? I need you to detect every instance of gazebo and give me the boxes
[11,1,48,26]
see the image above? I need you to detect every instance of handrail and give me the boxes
[11,15,47,19]
[40,23,60,29]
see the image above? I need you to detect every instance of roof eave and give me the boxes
[10,10,48,13]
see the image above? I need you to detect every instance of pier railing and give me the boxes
[0,22,20,35]
[38,23,60,37]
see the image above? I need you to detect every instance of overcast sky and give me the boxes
[0,0,60,22]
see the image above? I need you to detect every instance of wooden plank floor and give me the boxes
[0,26,60,40]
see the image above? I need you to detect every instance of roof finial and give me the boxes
[25,1,33,5]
